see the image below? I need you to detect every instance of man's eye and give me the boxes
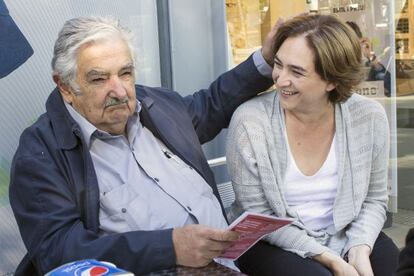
[92,78,105,82]
[122,71,132,76]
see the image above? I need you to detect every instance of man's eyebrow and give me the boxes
[86,70,108,78]
[120,63,135,71]
[274,54,308,73]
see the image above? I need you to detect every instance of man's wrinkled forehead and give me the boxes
[85,63,135,78]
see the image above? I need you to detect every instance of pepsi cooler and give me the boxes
[45,259,134,276]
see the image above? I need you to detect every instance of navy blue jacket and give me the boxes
[9,55,272,275]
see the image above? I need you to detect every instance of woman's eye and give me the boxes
[274,62,282,68]
[292,71,304,77]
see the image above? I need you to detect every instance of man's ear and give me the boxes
[53,75,74,104]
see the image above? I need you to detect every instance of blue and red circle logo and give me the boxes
[75,265,109,276]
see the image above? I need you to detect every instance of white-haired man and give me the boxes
[9,16,275,275]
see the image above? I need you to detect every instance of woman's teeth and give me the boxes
[281,90,298,95]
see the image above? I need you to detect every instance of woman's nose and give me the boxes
[273,68,290,87]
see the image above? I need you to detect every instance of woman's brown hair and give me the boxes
[273,14,363,103]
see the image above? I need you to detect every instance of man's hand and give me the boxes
[313,251,359,276]
[172,225,239,267]
[262,13,309,66]
[347,244,374,276]
[261,18,284,66]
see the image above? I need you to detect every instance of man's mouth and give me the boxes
[105,98,129,108]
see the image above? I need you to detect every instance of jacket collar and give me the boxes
[46,85,204,176]
[45,86,154,150]
[136,86,204,175]
[46,88,80,149]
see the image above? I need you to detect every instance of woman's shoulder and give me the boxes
[341,94,389,144]
[343,93,387,120]
[229,90,277,135]
[345,93,385,114]
[233,90,277,119]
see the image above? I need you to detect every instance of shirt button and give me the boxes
[187,206,192,211]
[121,208,127,213]
[154,177,159,182]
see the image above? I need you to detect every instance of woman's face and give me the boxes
[272,35,335,113]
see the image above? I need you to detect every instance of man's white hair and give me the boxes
[51,16,135,94]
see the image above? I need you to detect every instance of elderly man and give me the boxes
[9,17,274,275]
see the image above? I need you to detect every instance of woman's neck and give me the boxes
[285,102,335,127]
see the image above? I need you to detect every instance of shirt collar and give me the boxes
[64,100,142,148]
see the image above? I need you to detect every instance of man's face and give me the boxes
[62,37,136,135]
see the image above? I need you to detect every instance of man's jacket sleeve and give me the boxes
[182,54,273,144]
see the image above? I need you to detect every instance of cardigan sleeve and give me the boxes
[342,107,389,255]
[226,103,333,258]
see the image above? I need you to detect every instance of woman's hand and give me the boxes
[313,251,359,276]
[347,244,374,276]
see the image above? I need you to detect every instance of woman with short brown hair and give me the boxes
[227,14,399,276]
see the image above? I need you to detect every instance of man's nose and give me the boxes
[108,76,127,98]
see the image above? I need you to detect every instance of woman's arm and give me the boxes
[343,109,389,255]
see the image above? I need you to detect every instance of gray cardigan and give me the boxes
[226,91,389,258]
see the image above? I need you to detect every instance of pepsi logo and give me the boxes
[75,265,109,276]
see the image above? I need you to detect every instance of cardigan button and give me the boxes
[121,208,127,213]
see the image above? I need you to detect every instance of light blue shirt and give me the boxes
[252,49,273,78]
[65,101,228,233]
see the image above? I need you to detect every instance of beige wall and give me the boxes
[269,1,307,26]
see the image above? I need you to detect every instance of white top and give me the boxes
[284,133,338,231]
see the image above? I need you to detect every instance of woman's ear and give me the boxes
[326,82,336,92]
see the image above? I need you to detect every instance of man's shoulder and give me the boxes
[15,113,55,158]
[136,85,181,100]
